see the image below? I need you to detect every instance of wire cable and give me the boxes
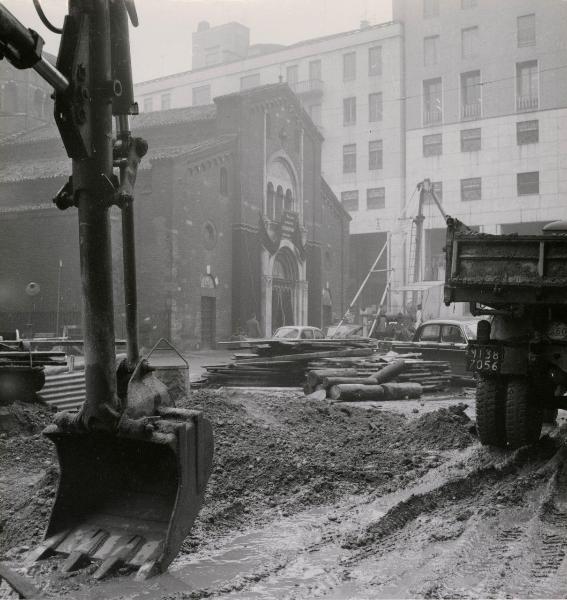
[33,0,63,34]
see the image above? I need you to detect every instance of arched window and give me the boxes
[275,185,284,220]
[266,182,275,218]
[4,82,18,113]
[284,189,293,212]
[220,166,228,196]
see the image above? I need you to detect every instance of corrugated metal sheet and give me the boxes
[40,370,85,413]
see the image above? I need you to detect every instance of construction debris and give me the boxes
[205,340,453,395]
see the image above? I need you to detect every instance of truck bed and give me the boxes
[444,219,567,306]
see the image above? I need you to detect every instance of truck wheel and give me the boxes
[505,378,543,449]
[476,375,507,447]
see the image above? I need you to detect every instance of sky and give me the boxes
[2,0,393,82]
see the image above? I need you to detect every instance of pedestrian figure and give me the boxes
[246,313,262,338]
[415,303,423,329]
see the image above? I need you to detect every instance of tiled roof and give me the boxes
[0,134,236,184]
[132,104,216,128]
[1,104,217,146]
[149,134,236,161]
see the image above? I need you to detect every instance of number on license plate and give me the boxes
[466,345,501,372]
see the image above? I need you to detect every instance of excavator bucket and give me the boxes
[27,407,213,580]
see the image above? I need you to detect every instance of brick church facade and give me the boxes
[0,84,349,348]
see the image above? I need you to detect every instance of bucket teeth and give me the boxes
[93,535,144,580]
[135,559,160,581]
[25,532,68,566]
[60,529,108,573]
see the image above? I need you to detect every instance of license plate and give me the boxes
[466,345,502,373]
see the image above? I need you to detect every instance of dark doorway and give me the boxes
[200,296,216,348]
[322,305,332,329]
[272,285,293,331]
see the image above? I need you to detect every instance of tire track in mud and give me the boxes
[338,436,566,599]
[342,441,553,555]
[503,446,567,599]
[410,443,567,600]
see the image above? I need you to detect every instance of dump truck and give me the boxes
[444,217,567,449]
[0,0,213,580]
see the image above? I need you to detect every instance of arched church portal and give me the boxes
[271,248,297,331]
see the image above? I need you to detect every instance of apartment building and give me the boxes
[135,21,404,310]
[393,0,567,293]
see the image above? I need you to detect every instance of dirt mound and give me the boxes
[0,402,57,557]
[177,390,472,550]
[0,401,56,436]
[399,403,476,450]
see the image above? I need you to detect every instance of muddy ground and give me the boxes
[0,388,566,599]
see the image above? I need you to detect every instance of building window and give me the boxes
[343,97,356,125]
[202,221,218,250]
[143,97,153,113]
[309,59,322,81]
[461,177,482,201]
[516,60,538,110]
[160,93,171,110]
[368,46,382,76]
[220,167,228,196]
[309,104,321,127]
[461,0,477,8]
[423,133,442,157]
[369,140,383,170]
[517,171,539,195]
[343,52,356,81]
[461,70,481,119]
[424,0,439,18]
[461,26,479,59]
[286,65,299,87]
[341,190,359,211]
[517,120,539,145]
[424,35,439,67]
[423,78,442,125]
[343,144,356,173]
[240,73,260,90]
[369,92,383,122]
[192,84,211,105]
[517,14,536,47]
[461,128,481,152]
[433,181,443,202]
[267,182,275,217]
[367,187,385,210]
[275,185,284,219]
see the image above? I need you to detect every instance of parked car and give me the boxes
[273,326,325,340]
[389,318,480,379]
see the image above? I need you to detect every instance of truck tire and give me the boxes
[505,378,543,449]
[476,375,507,447]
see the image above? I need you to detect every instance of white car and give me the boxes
[273,326,325,340]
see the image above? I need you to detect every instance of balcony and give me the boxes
[461,102,481,120]
[517,95,539,111]
[289,79,324,98]
[423,109,442,126]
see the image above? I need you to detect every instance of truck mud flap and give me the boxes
[27,410,213,580]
